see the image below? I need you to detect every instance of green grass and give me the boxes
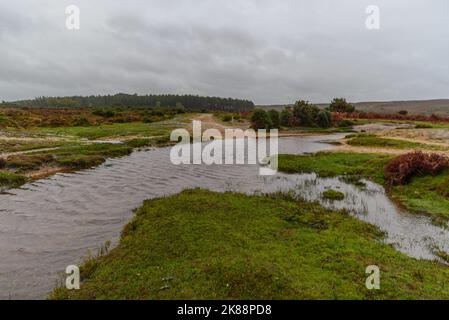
[49,138,172,169]
[408,121,449,129]
[51,189,449,300]
[31,122,177,140]
[392,169,449,223]
[279,152,449,221]
[351,119,449,129]
[322,189,345,201]
[278,152,391,184]
[346,134,446,151]
[0,171,28,190]
[0,139,70,153]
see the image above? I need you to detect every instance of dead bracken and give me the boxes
[385,151,449,185]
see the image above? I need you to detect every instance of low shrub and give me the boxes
[385,152,449,185]
[338,119,355,127]
[222,115,233,122]
[92,109,116,118]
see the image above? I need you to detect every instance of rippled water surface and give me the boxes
[0,133,447,299]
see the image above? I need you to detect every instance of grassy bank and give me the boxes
[0,171,28,191]
[346,134,446,151]
[0,136,172,190]
[31,122,178,140]
[51,189,449,300]
[278,152,449,222]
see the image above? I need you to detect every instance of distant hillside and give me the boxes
[258,99,449,116]
[352,100,449,116]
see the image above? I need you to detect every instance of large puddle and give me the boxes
[0,133,448,299]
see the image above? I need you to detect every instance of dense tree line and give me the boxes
[251,98,355,129]
[10,93,255,112]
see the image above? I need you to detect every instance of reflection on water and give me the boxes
[0,133,447,299]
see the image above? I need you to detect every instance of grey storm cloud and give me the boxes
[0,0,448,104]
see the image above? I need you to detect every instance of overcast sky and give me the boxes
[1,0,448,104]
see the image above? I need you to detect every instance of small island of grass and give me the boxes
[322,189,345,201]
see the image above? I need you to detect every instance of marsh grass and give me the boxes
[50,189,449,300]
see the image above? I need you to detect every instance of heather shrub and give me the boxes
[385,151,449,185]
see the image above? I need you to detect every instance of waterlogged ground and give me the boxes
[255,174,449,261]
[0,133,448,299]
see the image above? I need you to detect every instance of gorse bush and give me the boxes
[222,114,233,122]
[316,110,332,128]
[293,100,319,127]
[268,109,280,129]
[92,109,116,117]
[291,100,332,128]
[250,109,272,129]
[280,109,291,127]
[385,151,449,185]
[338,119,355,127]
[329,98,355,113]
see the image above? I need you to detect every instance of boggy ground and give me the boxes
[0,108,197,191]
[51,189,449,300]
[278,152,449,225]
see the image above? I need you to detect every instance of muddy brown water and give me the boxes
[0,133,448,299]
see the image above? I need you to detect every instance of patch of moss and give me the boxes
[322,189,345,201]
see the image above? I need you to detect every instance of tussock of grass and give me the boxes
[50,189,449,300]
[0,171,27,190]
[322,189,345,201]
